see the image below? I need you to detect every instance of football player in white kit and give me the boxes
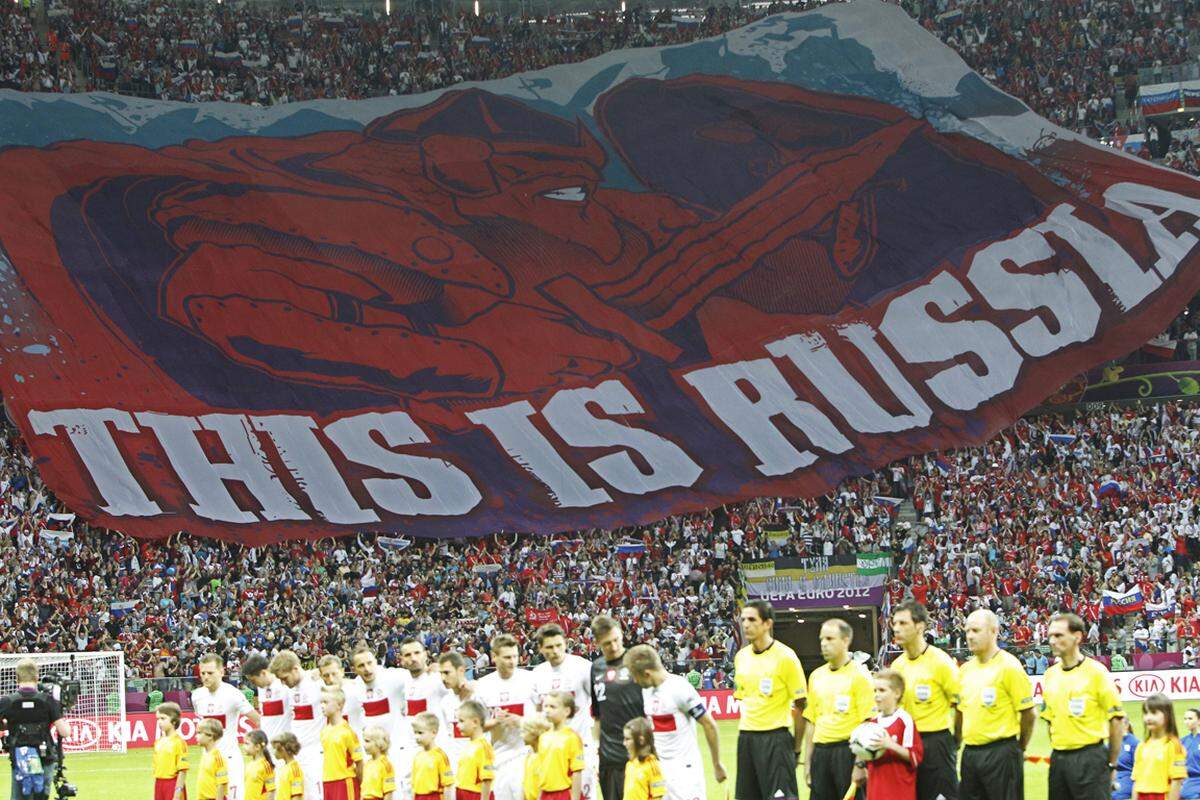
[531,624,596,800]
[191,653,262,800]
[271,650,326,800]
[435,651,478,773]
[475,634,537,800]
[349,643,411,798]
[317,654,365,732]
[623,645,726,800]
[243,653,293,742]
[398,639,447,800]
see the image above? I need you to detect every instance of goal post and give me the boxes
[0,651,127,753]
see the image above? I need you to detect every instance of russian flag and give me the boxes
[361,572,379,599]
[1142,333,1177,360]
[615,540,646,556]
[1140,88,1182,115]
[934,457,951,476]
[1102,589,1144,615]
[110,600,138,618]
[872,496,903,509]
[1097,479,1123,498]
[1048,434,1077,446]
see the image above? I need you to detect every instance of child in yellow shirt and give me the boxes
[243,730,276,800]
[361,726,396,800]
[537,693,583,800]
[152,702,188,800]
[621,719,665,800]
[320,687,364,800]
[196,719,229,800]
[410,712,454,800]
[270,734,304,800]
[520,717,551,800]
[1132,693,1187,800]
[455,700,495,800]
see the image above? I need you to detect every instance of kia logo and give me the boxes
[1127,675,1165,698]
[62,718,100,751]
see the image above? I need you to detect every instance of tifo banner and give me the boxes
[2,3,1200,542]
[742,553,889,609]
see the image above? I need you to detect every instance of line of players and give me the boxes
[188,620,725,800]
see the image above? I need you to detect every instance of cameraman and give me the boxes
[0,658,70,800]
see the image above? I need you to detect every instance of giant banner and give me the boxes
[3,3,1200,542]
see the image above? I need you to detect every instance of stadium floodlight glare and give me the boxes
[0,651,127,753]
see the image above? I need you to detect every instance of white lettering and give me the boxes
[766,325,931,433]
[467,401,610,507]
[136,413,308,523]
[250,415,378,524]
[1039,203,1160,311]
[27,408,161,516]
[323,412,481,516]
[966,222,1100,356]
[540,380,702,495]
[1104,182,1200,280]
[880,272,1023,411]
[682,358,851,476]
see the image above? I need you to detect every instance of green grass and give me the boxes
[3,701,1180,800]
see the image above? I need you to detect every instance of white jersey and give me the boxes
[437,687,477,770]
[354,667,409,744]
[336,680,366,734]
[401,669,447,746]
[192,682,253,755]
[641,674,705,764]
[257,678,293,741]
[475,669,537,765]
[532,655,593,742]
[287,675,326,748]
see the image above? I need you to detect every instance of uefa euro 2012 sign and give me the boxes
[0,2,1198,543]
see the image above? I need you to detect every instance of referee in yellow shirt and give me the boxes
[733,600,807,800]
[802,619,874,800]
[890,600,961,800]
[1039,612,1125,800]
[956,609,1035,800]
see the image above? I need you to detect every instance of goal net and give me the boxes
[0,651,127,753]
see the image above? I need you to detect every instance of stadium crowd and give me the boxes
[0,0,1193,145]
[0,396,1199,680]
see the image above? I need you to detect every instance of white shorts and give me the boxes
[389,745,414,800]
[660,756,705,800]
[581,739,598,800]
[492,757,524,800]
[221,747,245,800]
[297,747,324,800]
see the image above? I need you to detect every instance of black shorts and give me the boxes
[917,729,960,800]
[736,727,799,800]
[1049,742,1109,800]
[960,738,1023,800]
[598,761,626,800]
[809,741,860,800]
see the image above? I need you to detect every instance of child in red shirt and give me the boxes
[852,669,923,800]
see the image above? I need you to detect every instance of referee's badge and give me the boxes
[915,684,931,702]
[759,678,773,696]
[981,687,997,707]
[1068,697,1086,716]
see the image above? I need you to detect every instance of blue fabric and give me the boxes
[1113,733,1138,800]
[1183,732,1200,798]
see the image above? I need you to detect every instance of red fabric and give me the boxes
[1136,794,1167,800]
[293,704,315,721]
[456,791,482,800]
[865,713,922,800]
[650,714,677,732]
[261,699,284,717]
[362,698,391,717]
[323,778,358,800]
[540,791,572,800]
[155,777,185,800]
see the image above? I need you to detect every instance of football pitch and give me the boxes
[3,701,1184,800]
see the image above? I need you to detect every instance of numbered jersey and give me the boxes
[474,669,537,763]
[532,655,593,742]
[591,654,645,766]
[257,678,293,741]
[641,675,705,763]
[192,682,254,755]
